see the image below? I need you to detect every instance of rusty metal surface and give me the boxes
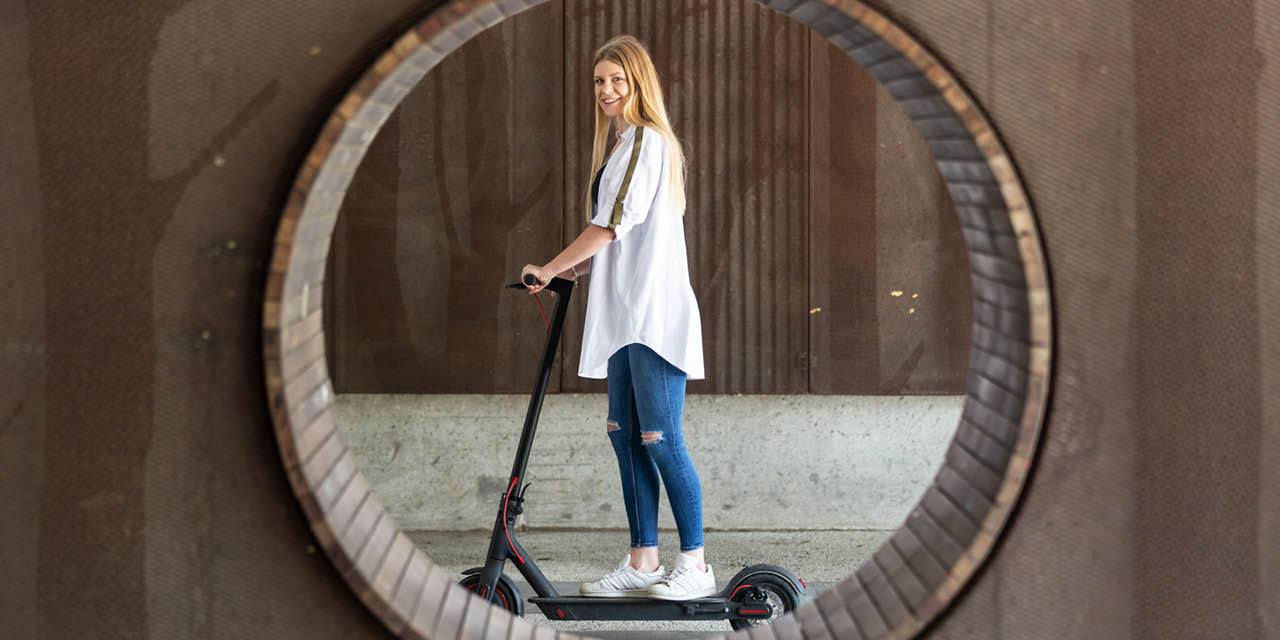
[557,0,818,395]
[0,5,44,639]
[1131,2,1263,636]
[1,1,1278,639]
[560,0,815,394]
[325,5,564,394]
[2,1,441,638]
[884,1,1276,639]
[324,0,970,395]
[890,3,1146,637]
[262,1,1051,638]
[809,37,971,394]
[1260,3,1280,635]
[808,34,882,395]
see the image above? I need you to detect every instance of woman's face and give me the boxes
[593,59,629,119]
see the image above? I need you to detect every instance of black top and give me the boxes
[591,163,606,210]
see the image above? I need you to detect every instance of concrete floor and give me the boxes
[410,529,892,638]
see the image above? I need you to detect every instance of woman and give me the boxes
[520,35,711,601]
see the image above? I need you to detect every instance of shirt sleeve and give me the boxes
[590,127,665,241]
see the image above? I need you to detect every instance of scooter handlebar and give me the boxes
[505,275,575,295]
[505,273,540,289]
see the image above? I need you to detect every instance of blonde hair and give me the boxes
[586,35,687,216]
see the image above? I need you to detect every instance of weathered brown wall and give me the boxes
[324,0,970,395]
[882,2,1277,638]
[2,1,1278,639]
[1,2,436,638]
[325,7,565,393]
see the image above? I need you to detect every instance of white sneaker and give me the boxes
[580,555,665,597]
[648,553,716,600]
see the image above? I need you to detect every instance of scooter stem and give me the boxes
[476,276,575,603]
[508,276,574,497]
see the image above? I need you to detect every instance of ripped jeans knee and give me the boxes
[605,420,664,448]
[606,419,629,454]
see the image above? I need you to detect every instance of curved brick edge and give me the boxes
[261,1,1052,638]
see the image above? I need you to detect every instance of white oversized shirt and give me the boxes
[579,125,705,380]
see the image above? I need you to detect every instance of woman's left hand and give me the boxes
[521,264,553,294]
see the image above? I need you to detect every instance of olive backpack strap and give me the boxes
[609,126,645,229]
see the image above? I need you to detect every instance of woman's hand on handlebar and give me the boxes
[521,264,552,294]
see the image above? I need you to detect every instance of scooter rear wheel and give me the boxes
[460,573,521,614]
[729,572,801,631]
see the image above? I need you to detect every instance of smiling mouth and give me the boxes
[601,97,621,105]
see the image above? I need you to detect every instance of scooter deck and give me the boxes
[528,595,768,622]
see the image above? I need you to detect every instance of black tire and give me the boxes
[460,573,521,615]
[728,572,802,631]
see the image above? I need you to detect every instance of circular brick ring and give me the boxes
[262,1,1053,637]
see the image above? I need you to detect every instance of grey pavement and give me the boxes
[408,529,892,638]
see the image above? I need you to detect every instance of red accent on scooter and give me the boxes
[533,293,548,332]
[740,609,769,615]
[556,608,566,619]
[504,476,525,564]
[466,583,510,609]
[729,584,752,600]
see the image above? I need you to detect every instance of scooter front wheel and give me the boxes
[460,572,522,615]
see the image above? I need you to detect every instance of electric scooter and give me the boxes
[459,274,806,631]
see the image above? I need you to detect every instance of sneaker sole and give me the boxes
[646,586,718,601]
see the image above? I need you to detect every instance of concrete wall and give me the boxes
[335,394,959,531]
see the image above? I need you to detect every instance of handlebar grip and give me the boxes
[523,273,538,287]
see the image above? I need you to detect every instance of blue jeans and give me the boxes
[606,344,704,552]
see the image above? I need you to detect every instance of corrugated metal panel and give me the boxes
[561,0,812,394]
[326,108,406,391]
[327,6,564,393]
[328,0,968,395]
[808,33,881,393]
[871,78,971,394]
[809,35,970,395]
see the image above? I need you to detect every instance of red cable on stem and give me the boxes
[533,292,548,333]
